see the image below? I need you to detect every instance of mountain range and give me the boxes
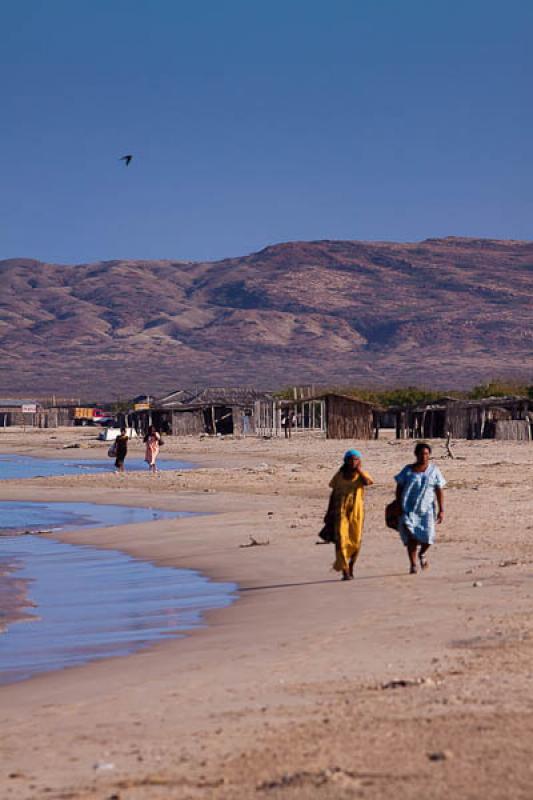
[1,237,532,399]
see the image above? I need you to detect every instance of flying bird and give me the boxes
[120,154,133,166]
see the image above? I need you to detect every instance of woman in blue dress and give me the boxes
[395,442,445,574]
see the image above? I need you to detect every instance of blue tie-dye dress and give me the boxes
[394,463,446,545]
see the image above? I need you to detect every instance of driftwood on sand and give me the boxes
[239,536,270,548]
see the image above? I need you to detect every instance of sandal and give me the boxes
[409,564,418,575]
[419,554,429,571]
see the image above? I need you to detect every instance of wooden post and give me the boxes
[480,407,486,438]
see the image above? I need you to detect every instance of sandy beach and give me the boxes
[1,428,533,799]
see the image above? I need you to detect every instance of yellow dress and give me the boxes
[329,469,372,572]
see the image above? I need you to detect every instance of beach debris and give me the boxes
[444,432,455,459]
[26,529,55,535]
[443,432,465,460]
[427,750,453,762]
[472,581,483,588]
[62,443,81,449]
[1,528,56,537]
[240,536,270,548]
[499,559,519,568]
[258,767,362,791]
[94,761,116,772]
[381,677,437,690]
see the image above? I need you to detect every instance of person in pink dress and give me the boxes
[143,425,161,474]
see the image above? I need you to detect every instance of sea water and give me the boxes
[0,536,237,685]
[0,452,237,684]
[0,500,186,534]
[0,454,193,480]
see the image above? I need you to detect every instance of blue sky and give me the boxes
[1,0,531,263]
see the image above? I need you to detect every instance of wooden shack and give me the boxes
[0,395,104,429]
[322,393,376,439]
[0,399,46,427]
[256,393,376,439]
[134,387,271,436]
[394,396,531,440]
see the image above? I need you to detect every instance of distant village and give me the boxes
[1,385,532,442]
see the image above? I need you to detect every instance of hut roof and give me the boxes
[156,387,272,410]
[394,395,530,413]
[156,389,197,408]
[311,392,378,408]
[316,391,376,407]
[278,392,381,412]
[465,395,530,407]
[0,398,40,407]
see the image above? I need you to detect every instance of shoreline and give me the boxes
[1,430,533,799]
[0,559,37,633]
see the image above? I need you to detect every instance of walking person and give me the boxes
[325,449,374,581]
[114,427,129,474]
[283,407,294,439]
[394,442,446,574]
[144,425,161,474]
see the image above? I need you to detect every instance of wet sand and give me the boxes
[0,428,533,799]
[0,559,36,633]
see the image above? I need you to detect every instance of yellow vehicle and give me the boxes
[73,407,95,420]
[73,407,109,426]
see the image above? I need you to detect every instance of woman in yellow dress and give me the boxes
[328,449,374,581]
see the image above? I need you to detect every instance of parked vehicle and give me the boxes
[73,407,110,426]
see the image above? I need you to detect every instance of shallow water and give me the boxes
[0,500,187,534]
[0,536,237,684]
[0,457,230,685]
[0,454,193,480]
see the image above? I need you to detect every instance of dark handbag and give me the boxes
[318,494,337,543]
[385,500,401,531]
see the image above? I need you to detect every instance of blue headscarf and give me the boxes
[344,448,362,461]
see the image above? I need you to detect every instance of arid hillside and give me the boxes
[1,237,532,398]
